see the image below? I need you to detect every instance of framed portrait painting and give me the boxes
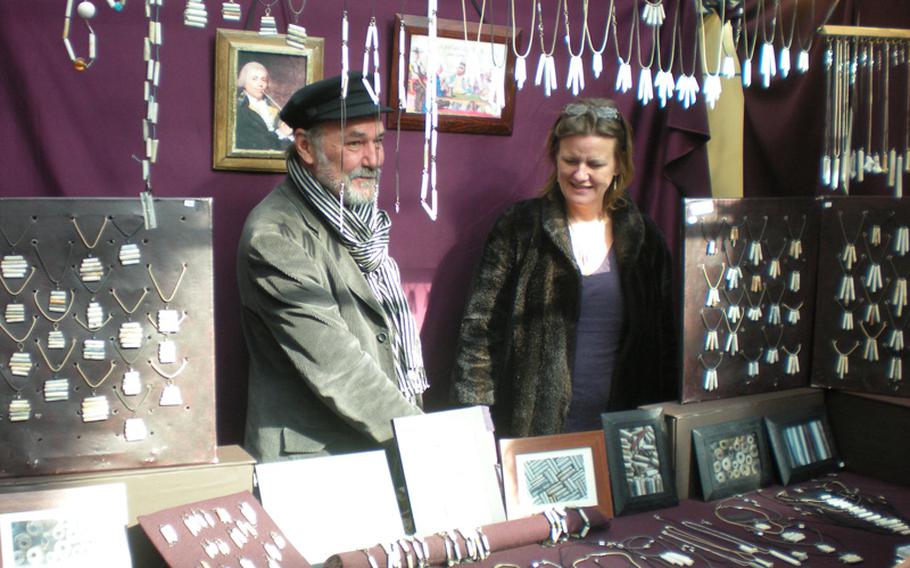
[499,431,614,521]
[213,30,324,172]
[601,408,678,516]
[691,417,773,501]
[388,15,518,135]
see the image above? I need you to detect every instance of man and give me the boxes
[235,61,292,151]
[237,72,427,462]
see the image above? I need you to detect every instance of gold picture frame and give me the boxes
[213,29,324,172]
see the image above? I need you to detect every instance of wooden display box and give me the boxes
[642,388,824,499]
[826,390,910,487]
[0,445,254,567]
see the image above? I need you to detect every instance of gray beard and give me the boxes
[312,155,380,207]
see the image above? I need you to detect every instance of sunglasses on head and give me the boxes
[563,103,621,121]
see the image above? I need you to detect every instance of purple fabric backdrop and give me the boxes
[0,1,708,444]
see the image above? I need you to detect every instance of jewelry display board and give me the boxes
[811,197,910,397]
[681,198,820,403]
[0,198,216,477]
[138,491,308,568]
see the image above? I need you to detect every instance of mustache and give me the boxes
[348,167,380,179]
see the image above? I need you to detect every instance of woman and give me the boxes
[235,61,293,151]
[452,98,677,437]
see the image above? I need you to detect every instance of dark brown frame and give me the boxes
[388,14,518,135]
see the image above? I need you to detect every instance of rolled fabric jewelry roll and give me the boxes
[323,509,609,568]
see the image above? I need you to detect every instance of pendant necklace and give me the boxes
[418,0,440,221]
[860,320,885,362]
[701,308,722,351]
[833,338,858,378]
[140,0,162,229]
[723,309,743,355]
[785,214,806,259]
[740,0,761,87]
[510,0,538,89]
[257,0,280,35]
[767,285,784,325]
[583,0,611,79]
[633,0,656,105]
[861,41,876,176]
[611,0,635,94]
[653,0,680,108]
[762,325,781,365]
[697,352,723,391]
[487,0,507,108]
[183,0,209,28]
[888,257,908,318]
[701,217,724,256]
[76,360,117,423]
[837,209,866,271]
[724,287,744,323]
[860,279,883,325]
[701,263,726,307]
[861,230,889,293]
[110,215,145,266]
[695,0,724,109]
[63,0,98,71]
[673,0,698,109]
[745,215,768,266]
[222,0,242,21]
[115,383,153,441]
[533,0,562,97]
[286,0,308,49]
[793,0,814,73]
[563,0,589,97]
[361,12,381,105]
[782,343,800,374]
[758,0,778,88]
[783,300,803,325]
[745,285,765,322]
[777,0,798,79]
[767,238,786,279]
[741,349,761,377]
[1,361,33,422]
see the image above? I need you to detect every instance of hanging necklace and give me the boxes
[741,349,762,377]
[634,0,656,105]
[860,320,885,362]
[510,0,538,90]
[782,343,800,374]
[183,0,209,28]
[740,0,762,87]
[777,0,798,79]
[832,339,859,379]
[724,287,744,323]
[702,308,723,351]
[697,352,723,391]
[674,0,698,109]
[762,324,782,365]
[837,209,866,271]
[653,0,680,108]
[888,257,908,318]
[420,0,440,221]
[1,364,32,422]
[794,0,814,72]
[361,13,381,104]
[534,0,563,97]
[63,0,98,71]
[611,0,636,94]
[745,284,766,322]
[701,263,726,307]
[563,0,589,96]
[139,0,162,229]
[758,0,778,88]
[222,0,242,21]
[723,309,743,355]
[767,284,785,325]
[286,0,308,49]
[461,0,488,42]
[584,0,611,79]
[257,0,280,35]
[695,0,725,109]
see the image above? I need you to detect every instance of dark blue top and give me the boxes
[564,247,624,432]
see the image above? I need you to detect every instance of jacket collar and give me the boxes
[541,192,645,268]
[278,178,388,323]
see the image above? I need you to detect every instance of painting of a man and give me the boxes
[235,61,293,151]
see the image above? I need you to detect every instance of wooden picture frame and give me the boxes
[388,15,518,135]
[499,431,614,521]
[692,417,773,501]
[601,408,678,516]
[765,406,843,485]
[213,30,324,172]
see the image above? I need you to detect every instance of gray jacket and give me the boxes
[237,178,422,462]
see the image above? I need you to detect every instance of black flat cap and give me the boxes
[280,71,392,130]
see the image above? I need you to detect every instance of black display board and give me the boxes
[680,198,819,403]
[811,197,910,397]
[0,199,216,477]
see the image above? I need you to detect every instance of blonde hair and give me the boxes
[540,98,634,214]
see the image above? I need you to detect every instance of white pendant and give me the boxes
[79,256,104,282]
[125,417,149,441]
[615,60,633,93]
[4,303,25,323]
[119,243,141,265]
[222,2,241,21]
[514,56,528,90]
[0,255,28,279]
[122,369,143,396]
[82,395,111,422]
[9,352,33,376]
[44,378,70,402]
[157,309,184,333]
[83,338,106,360]
[159,382,183,406]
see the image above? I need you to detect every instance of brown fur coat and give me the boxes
[452,195,678,437]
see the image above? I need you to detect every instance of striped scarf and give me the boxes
[287,157,429,399]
